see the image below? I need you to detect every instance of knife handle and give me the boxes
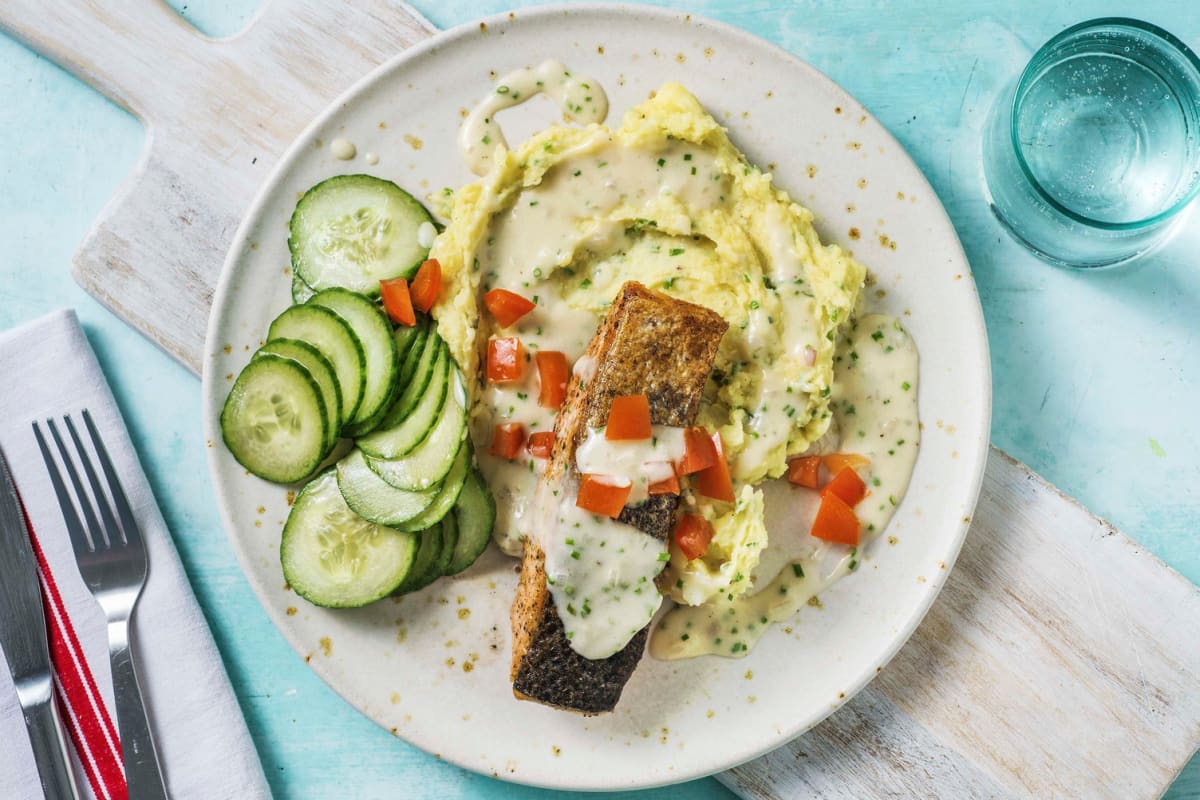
[21,680,80,800]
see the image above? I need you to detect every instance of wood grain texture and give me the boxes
[0,0,436,374]
[719,448,1200,800]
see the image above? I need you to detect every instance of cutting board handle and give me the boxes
[0,0,435,371]
[0,0,206,121]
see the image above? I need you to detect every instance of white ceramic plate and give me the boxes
[202,4,990,790]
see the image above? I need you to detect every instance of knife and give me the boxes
[0,449,80,800]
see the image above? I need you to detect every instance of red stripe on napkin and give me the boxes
[21,501,128,800]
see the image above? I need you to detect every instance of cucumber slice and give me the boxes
[398,319,431,384]
[267,304,365,426]
[291,272,316,304]
[220,355,329,484]
[365,370,468,491]
[281,470,418,608]
[336,448,438,527]
[404,516,457,594]
[393,521,443,595]
[391,440,470,533]
[391,324,422,376]
[432,512,459,579]
[393,327,443,421]
[289,175,434,296]
[255,338,341,454]
[446,468,496,575]
[364,323,434,441]
[361,324,424,434]
[308,289,398,435]
[357,343,449,460]
[381,322,441,428]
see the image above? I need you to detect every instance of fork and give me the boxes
[33,411,169,800]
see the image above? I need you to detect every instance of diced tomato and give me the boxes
[605,395,652,440]
[648,474,681,496]
[409,259,442,313]
[822,452,871,476]
[694,432,735,503]
[535,351,569,410]
[489,422,525,459]
[821,466,867,507]
[811,492,860,546]
[787,456,821,489]
[673,514,714,561]
[486,337,525,383]
[484,288,536,328]
[379,277,416,326]
[526,431,555,459]
[676,426,718,475]
[576,475,631,519]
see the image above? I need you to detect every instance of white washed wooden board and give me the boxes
[2,3,1197,796]
[719,448,1200,800]
[0,0,435,374]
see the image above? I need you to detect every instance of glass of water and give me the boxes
[983,18,1200,268]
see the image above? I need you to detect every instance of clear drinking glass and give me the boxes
[983,18,1200,268]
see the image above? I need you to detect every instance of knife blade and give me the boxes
[0,448,80,799]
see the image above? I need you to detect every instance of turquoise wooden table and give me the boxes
[1,1,1196,797]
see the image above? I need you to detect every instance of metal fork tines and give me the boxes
[33,411,169,800]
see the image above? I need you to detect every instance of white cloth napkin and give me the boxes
[0,309,270,800]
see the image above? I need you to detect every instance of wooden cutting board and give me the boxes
[2,3,1196,797]
[719,449,1200,799]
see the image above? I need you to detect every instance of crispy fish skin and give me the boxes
[510,281,728,714]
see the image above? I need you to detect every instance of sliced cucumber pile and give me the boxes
[220,174,494,610]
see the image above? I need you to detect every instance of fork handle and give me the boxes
[22,688,80,800]
[109,620,169,800]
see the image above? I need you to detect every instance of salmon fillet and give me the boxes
[510,281,728,714]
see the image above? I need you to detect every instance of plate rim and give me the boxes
[201,2,993,789]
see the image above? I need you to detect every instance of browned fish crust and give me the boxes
[511,281,728,714]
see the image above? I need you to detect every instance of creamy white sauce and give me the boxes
[475,298,601,556]
[572,355,597,382]
[543,487,667,659]
[482,140,726,290]
[575,426,685,503]
[364,151,380,165]
[417,221,438,249]
[330,137,356,160]
[651,542,852,660]
[650,314,919,660]
[473,373,556,556]
[460,60,609,176]
[836,315,921,536]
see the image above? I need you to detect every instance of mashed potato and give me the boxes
[430,83,865,605]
